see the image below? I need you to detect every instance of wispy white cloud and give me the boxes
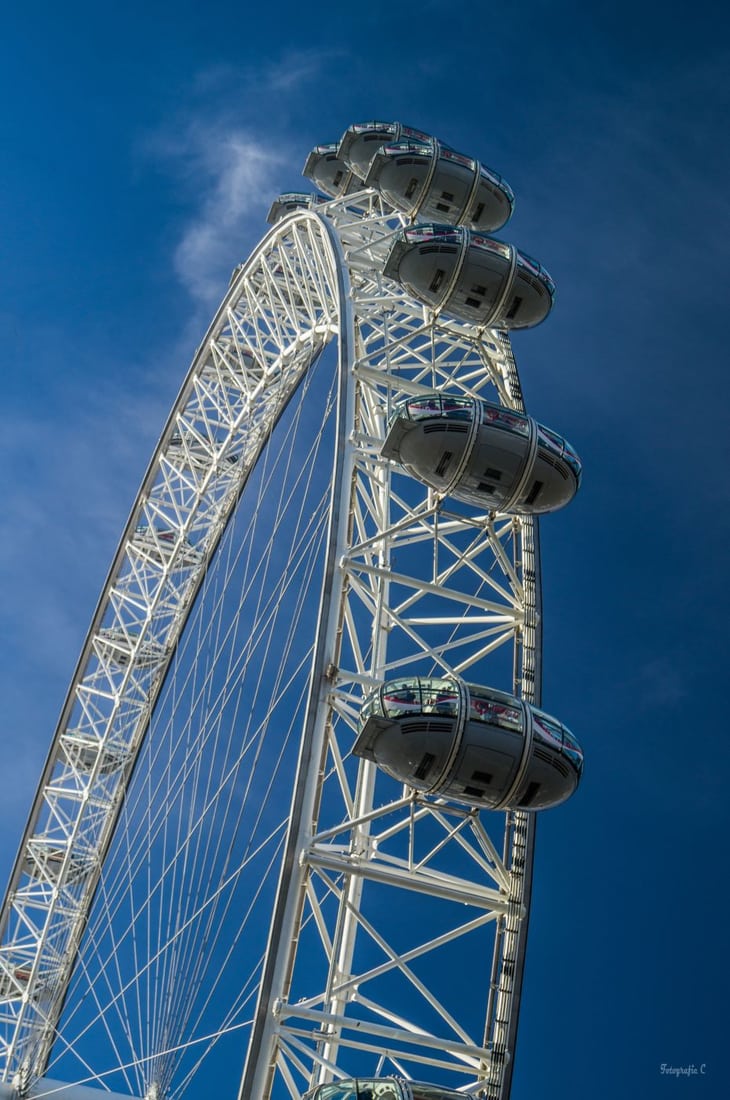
[144,48,343,308]
[261,47,344,92]
[632,657,687,710]
[160,121,288,307]
[190,47,345,98]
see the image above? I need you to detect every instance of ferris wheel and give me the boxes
[0,121,584,1100]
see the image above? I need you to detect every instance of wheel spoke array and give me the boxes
[0,121,570,1100]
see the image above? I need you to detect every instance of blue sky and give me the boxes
[1,1,729,1096]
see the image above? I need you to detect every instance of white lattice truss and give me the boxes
[0,191,541,1100]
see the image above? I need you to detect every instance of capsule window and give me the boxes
[408,397,442,417]
[465,296,481,309]
[434,451,453,477]
[471,201,485,222]
[533,709,564,749]
[471,769,493,784]
[333,169,343,186]
[520,781,542,807]
[469,693,522,730]
[414,752,436,780]
[484,467,502,480]
[422,682,459,713]
[525,480,543,505]
[505,295,523,319]
[405,177,419,199]
[382,686,420,716]
[441,190,455,201]
[441,396,472,417]
[436,202,451,212]
[471,284,487,295]
[429,269,446,293]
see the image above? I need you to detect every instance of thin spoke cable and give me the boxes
[51,360,339,1090]
[69,421,332,948]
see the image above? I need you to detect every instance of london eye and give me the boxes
[0,121,583,1100]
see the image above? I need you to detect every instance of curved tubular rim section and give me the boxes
[236,212,354,1100]
[0,210,342,1085]
[2,187,544,1100]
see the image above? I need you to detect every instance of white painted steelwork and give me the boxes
[1,157,548,1100]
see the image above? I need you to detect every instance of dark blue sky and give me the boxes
[1,1,728,1097]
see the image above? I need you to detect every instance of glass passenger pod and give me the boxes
[266,192,324,224]
[354,676,582,811]
[96,628,166,670]
[304,1079,467,1100]
[337,120,433,179]
[132,525,202,569]
[365,140,513,232]
[0,962,33,1000]
[59,731,129,775]
[22,845,92,885]
[302,143,363,198]
[0,959,54,1002]
[381,393,582,514]
[168,431,241,471]
[383,225,555,329]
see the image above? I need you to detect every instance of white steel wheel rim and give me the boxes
[0,194,541,1100]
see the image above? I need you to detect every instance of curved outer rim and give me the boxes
[235,209,355,1100]
[0,210,341,1085]
[1,186,545,1100]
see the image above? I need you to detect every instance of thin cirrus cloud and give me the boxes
[170,124,288,307]
[152,51,342,308]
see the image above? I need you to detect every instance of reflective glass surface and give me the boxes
[407,396,444,418]
[308,1084,358,1100]
[563,442,582,482]
[402,394,473,422]
[532,708,564,750]
[537,424,565,454]
[561,726,584,773]
[479,163,515,200]
[440,395,473,418]
[363,677,463,722]
[410,1084,468,1100]
[306,1077,403,1100]
[401,124,434,144]
[421,679,459,715]
[404,224,462,246]
[480,402,530,436]
[518,249,557,297]
[471,234,512,258]
[467,686,523,731]
[352,121,395,136]
[381,682,424,717]
[440,147,476,170]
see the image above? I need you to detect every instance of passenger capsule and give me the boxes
[167,431,240,471]
[0,962,34,1000]
[381,393,581,514]
[337,120,433,180]
[383,225,555,329]
[59,731,128,774]
[302,144,364,198]
[365,140,514,232]
[0,959,56,1002]
[96,629,166,670]
[266,192,324,224]
[354,676,583,811]
[304,1078,466,1100]
[132,525,202,569]
[22,846,91,885]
